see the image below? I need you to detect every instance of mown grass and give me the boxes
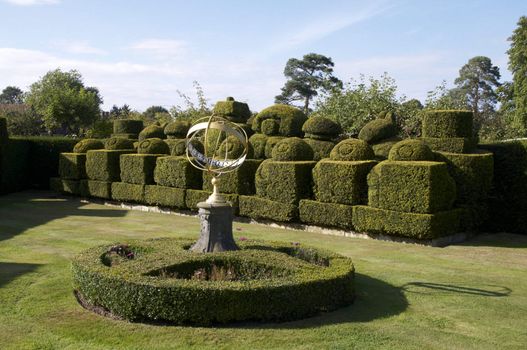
[1,191,526,350]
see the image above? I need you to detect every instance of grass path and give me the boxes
[1,191,526,349]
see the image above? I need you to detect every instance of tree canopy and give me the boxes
[0,86,24,104]
[508,16,527,136]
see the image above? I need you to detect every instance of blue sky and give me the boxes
[0,0,525,112]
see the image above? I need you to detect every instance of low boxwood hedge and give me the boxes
[111,182,145,203]
[299,199,354,230]
[59,153,86,180]
[72,238,355,325]
[239,195,298,222]
[80,180,112,199]
[144,185,186,209]
[154,156,202,189]
[120,154,159,185]
[86,150,134,182]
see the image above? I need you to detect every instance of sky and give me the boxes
[0,0,525,112]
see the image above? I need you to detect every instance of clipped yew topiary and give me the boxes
[203,159,262,195]
[422,110,473,138]
[154,156,202,189]
[239,195,298,222]
[138,125,165,141]
[304,138,335,161]
[216,135,253,159]
[261,118,280,136]
[264,136,286,159]
[59,153,86,180]
[358,118,397,143]
[137,138,170,155]
[249,133,267,159]
[120,154,159,185]
[104,137,134,150]
[86,150,134,182]
[388,139,434,161]
[79,179,112,199]
[272,137,313,161]
[252,104,307,137]
[299,199,354,230]
[164,120,191,139]
[185,189,239,213]
[111,182,145,203]
[113,119,144,135]
[213,97,251,123]
[330,139,374,161]
[371,137,402,160]
[302,117,341,141]
[144,185,186,209]
[73,139,104,153]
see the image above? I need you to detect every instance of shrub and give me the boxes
[113,119,143,135]
[110,133,138,140]
[120,154,159,185]
[111,182,145,203]
[203,159,262,195]
[72,238,355,324]
[138,125,165,141]
[144,185,186,209]
[0,139,30,193]
[252,104,307,137]
[302,117,342,141]
[255,160,316,205]
[304,138,335,161]
[164,120,191,139]
[264,136,286,159]
[104,137,134,150]
[59,153,86,180]
[388,139,434,161]
[186,189,239,213]
[368,161,456,214]
[49,177,80,195]
[216,135,253,159]
[239,195,298,222]
[154,156,202,189]
[299,199,354,230]
[249,134,267,159]
[137,138,170,155]
[330,139,374,161]
[213,97,251,123]
[0,117,7,142]
[422,110,473,138]
[353,206,462,240]
[86,150,134,182]
[272,137,313,161]
[421,137,477,153]
[371,137,401,160]
[313,160,376,205]
[79,180,112,199]
[358,118,397,143]
[261,118,280,136]
[166,139,204,157]
[73,139,104,153]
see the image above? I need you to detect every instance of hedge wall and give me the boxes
[86,150,134,182]
[239,195,298,222]
[422,110,473,138]
[203,159,262,195]
[154,156,202,189]
[299,200,354,230]
[59,153,86,180]
[144,185,186,209]
[120,154,159,185]
[80,180,112,199]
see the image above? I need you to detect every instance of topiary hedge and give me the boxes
[139,125,165,141]
[86,150,134,182]
[154,156,202,189]
[216,135,253,159]
[421,137,477,153]
[104,137,134,150]
[111,182,145,203]
[120,154,159,185]
[0,117,7,142]
[358,118,397,143]
[203,159,262,195]
[73,139,104,153]
[79,179,112,199]
[422,110,473,138]
[302,117,341,141]
[239,195,298,222]
[185,189,239,213]
[252,104,307,137]
[371,137,401,160]
[213,97,251,123]
[137,138,170,155]
[49,177,80,195]
[113,119,144,135]
[304,139,335,161]
[248,134,267,159]
[264,136,286,159]
[272,137,313,161]
[59,153,86,180]
[72,238,355,325]
[388,139,434,161]
[164,120,191,139]
[330,139,374,161]
[144,185,186,209]
[299,199,354,230]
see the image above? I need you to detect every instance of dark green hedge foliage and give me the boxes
[421,137,477,154]
[371,137,401,160]
[113,119,143,135]
[302,117,341,140]
[252,104,307,137]
[236,123,254,138]
[144,185,186,209]
[388,139,434,161]
[138,125,165,141]
[478,141,527,234]
[86,150,133,182]
[186,189,239,214]
[164,120,191,139]
[358,118,397,143]
[79,180,112,199]
[313,160,376,205]
[264,136,286,159]
[249,134,267,159]
[422,110,473,138]
[330,139,374,161]
[272,137,313,161]
[213,97,251,123]
[353,205,462,239]
[73,139,104,153]
[0,117,7,142]
[111,182,145,203]
[104,137,134,150]
[59,153,86,180]
[216,135,253,159]
[239,195,298,222]
[255,160,316,205]
[299,199,354,230]
[110,133,138,140]
[72,238,354,324]
[166,139,204,157]
[154,156,202,189]
[368,161,456,214]
[304,138,335,161]
[261,118,280,136]
[120,154,159,185]
[137,138,170,155]
[49,177,80,195]
[0,139,30,193]
[203,159,262,195]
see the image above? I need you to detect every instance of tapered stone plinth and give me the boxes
[190,201,239,253]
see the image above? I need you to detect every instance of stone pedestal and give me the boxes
[190,202,239,253]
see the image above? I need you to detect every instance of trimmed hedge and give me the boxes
[368,161,456,214]
[137,138,170,155]
[371,137,401,160]
[166,139,204,157]
[73,139,104,153]
[0,117,7,142]
[422,110,473,138]
[113,119,143,135]
[358,118,397,143]
[59,153,86,180]
[313,160,376,205]
[0,139,30,193]
[203,159,262,195]
[79,180,112,199]
[120,154,159,185]
[72,238,355,324]
[261,119,280,136]
[104,137,134,150]
[330,139,374,161]
[110,133,138,140]
[252,104,307,137]
[164,120,191,139]
[213,97,251,123]
[138,125,165,141]
[49,177,80,195]
[388,139,434,161]
[272,137,313,161]
[248,134,267,159]
[239,195,298,222]
[186,189,239,213]
[154,156,202,189]
[353,205,462,239]
[302,117,341,141]
[86,150,134,182]
[216,135,253,159]
[264,136,286,159]
[144,185,186,209]
[111,182,145,203]
[299,199,354,230]
[421,137,477,154]
[304,138,335,161]
[255,160,316,205]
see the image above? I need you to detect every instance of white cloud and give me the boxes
[128,39,189,59]
[3,0,59,6]
[60,41,107,55]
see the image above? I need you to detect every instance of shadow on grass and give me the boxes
[458,233,527,249]
[0,262,41,288]
[230,273,408,329]
[0,190,127,242]
[401,282,511,297]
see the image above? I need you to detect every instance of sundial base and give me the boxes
[190,201,239,253]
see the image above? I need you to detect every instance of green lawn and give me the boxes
[1,191,526,350]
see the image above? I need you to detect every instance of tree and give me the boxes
[143,105,169,123]
[0,104,43,136]
[0,86,24,104]
[425,81,468,110]
[25,69,102,135]
[169,81,211,121]
[508,16,527,136]
[398,98,424,138]
[275,53,342,114]
[454,56,501,132]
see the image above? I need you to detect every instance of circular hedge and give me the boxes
[272,137,313,161]
[137,138,170,155]
[139,125,165,141]
[330,139,374,161]
[216,135,253,159]
[249,133,268,159]
[358,118,397,143]
[113,119,144,135]
[261,118,280,136]
[264,136,286,159]
[104,137,135,150]
[73,139,104,153]
[252,104,307,137]
[304,138,335,161]
[302,117,341,140]
[388,139,434,161]
[164,120,191,139]
[166,138,204,156]
[72,238,355,325]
